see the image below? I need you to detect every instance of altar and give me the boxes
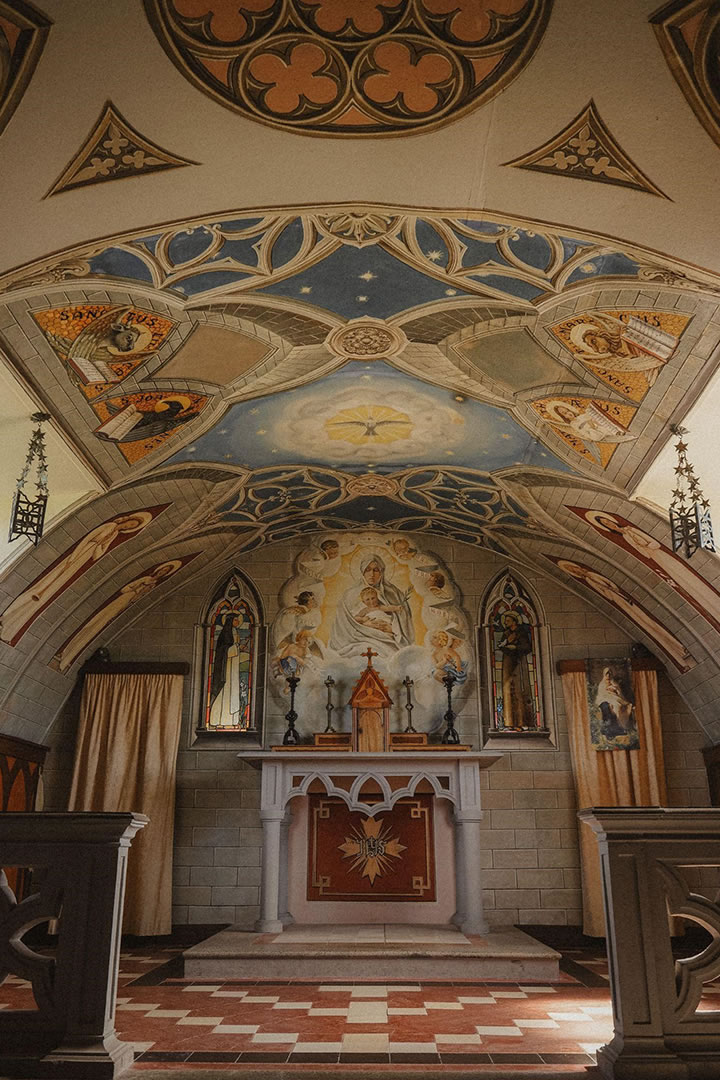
[245,748,501,935]
[183,653,562,982]
[183,746,562,981]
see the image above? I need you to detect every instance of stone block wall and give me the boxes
[39,534,712,930]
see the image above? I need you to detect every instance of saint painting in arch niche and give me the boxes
[201,575,257,732]
[484,574,545,733]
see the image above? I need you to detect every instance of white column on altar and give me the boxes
[453,812,488,935]
[453,756,489,936]
[278,807,293,927]
[257,809,285,932]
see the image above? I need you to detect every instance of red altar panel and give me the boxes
[307,794,436,902]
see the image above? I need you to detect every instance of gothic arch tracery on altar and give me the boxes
[192,569,266,743]
[479,570,556,748]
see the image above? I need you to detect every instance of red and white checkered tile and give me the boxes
[5,944,714,1069]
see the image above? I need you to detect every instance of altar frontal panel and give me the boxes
[307,795,436,902]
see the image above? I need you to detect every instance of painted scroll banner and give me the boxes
[307,794,435,902]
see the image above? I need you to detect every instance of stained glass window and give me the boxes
[201,576,256,732]
[484,574,546,733]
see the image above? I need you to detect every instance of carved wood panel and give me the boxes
[0,734,48,898]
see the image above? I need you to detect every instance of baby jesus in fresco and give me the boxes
[354,587,394,636]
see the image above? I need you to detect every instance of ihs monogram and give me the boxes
[339,816,406,885]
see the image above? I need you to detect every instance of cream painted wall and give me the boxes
[39,532,711,930]
[636,364,720,533]
[2,0,720,278]
[0,358,100,571]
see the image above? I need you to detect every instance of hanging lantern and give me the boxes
[668,423,714,558]
[9,412,50,546]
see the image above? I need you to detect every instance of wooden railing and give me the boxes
[580,808,720,1080]
[0,812,146,1079]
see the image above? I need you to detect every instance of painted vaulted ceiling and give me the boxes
[2,0,720,738]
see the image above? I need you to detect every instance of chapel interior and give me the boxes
[2,2,720,1079]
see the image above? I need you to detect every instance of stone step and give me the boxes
[183,925,561,982]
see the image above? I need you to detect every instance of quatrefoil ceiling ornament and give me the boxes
[46,101,198,197]
[504,100,669,199]
[144,0,554,136]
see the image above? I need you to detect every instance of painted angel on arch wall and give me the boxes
[481,573,549,736]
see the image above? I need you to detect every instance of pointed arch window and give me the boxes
[199,573,262,734]
[481,572,552,740]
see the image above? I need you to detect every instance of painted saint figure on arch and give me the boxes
[0,504,169,646]
[548,554,695,673]
[566,505,720,636]
[51,553,198,673]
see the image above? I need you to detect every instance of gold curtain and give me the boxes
[68,672,184,935]
[558,659,667,936]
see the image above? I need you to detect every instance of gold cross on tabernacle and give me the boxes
[362,647,378,668]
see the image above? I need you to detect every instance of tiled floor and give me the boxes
[2,939,717,1072]
[1,944,608,1070]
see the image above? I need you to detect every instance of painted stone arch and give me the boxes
[195,568,266,738]
[479,569,556,746]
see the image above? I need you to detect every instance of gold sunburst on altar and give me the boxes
[339,816,406,885]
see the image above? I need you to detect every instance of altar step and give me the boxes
[183,924,561,982]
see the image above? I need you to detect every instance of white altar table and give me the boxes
[239,749,502,935]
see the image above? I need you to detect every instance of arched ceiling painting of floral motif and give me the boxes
[144,0,553,136]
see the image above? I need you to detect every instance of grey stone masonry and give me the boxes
[35,534,712,930]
